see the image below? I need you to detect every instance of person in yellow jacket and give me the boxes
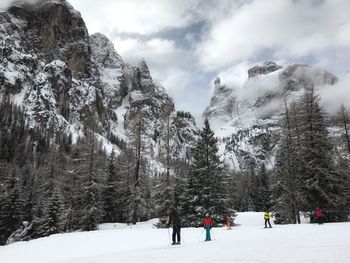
[264,210,272,228]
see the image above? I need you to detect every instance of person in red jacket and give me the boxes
[203,213,213,241]
[315,207,325,224]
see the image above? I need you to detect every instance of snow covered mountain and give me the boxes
[1,0,342,174]
[0,0,198,171]
[204,61,338,170]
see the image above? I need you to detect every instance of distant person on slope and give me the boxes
[167,207,181,245]
[226,214,233,230]
[264,210,272,228]
[203,214,214,241]
[315,207,325,224]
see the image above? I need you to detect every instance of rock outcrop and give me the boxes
[203,77,237,129]
[205,61,338,170]
[0,0,198,173]
[248,61,282,78]
[6,0,90,77]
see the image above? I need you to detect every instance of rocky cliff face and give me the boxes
[204,61,338,170]
[0,0,198,172]
[4,0,90,77]
[247,61,282,78]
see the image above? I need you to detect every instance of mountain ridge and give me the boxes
[0,0,198,173]
[0,0,342,172]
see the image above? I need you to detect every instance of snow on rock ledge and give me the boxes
[204,62,338,170]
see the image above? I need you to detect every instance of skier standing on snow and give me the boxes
[315,207,325,224]
[203,213,213,241]
[264,210,272,228]
[167,207,181,245]
[226,214,233,230]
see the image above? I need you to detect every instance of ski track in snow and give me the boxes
[1,213,349,263]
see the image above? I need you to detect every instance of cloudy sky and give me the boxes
[2,0,350,119]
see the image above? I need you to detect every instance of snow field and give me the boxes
[1,213,349,263]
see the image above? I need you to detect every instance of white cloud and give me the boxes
[196,0,350,71]
[70,0,243,36]
[112,37,194,96]
[153,68,192,95]
[204,61,254,99]
[336,22,350,46]
[320,72,350,114]
[0,0,13,8]
[218,61,254,89]
[70,0,200,35]
[114,38,189,67]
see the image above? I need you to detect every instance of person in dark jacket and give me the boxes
[168,207,181,245]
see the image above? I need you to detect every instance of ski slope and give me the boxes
[1,212,349,263]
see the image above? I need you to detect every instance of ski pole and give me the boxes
[168,227,171,244]
[211,228,216,240]
[197,228,205,241]
[181,235,186,245]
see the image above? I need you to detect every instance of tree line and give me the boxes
[271,87,350,223]
[0,98,231,245]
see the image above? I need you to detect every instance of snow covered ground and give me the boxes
[1,212,350,263]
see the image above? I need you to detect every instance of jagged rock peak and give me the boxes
[90,33,124,69]
[214,77,221,86]
[135,59,154,92]
[212,79,232,98]
[137,59,151,75]
[248,61,283,78]
[203,76,236,129]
